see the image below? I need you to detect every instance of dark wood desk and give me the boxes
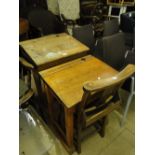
[39,55,117,153]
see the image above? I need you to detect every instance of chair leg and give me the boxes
[121,92,134,126]
[99,117,107,137]
[121,77,135,126]
[76,126,82,154]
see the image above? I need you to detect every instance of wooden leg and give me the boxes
[99,117,107,137]
[121,92,134,126]
[44,84,54,124]
[77,125,82,153]
[64,108,74,152]
[32,70,45,118]
[32,71,42,97]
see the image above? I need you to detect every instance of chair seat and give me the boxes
[85,101,120,127]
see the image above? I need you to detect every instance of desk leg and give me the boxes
[44,85,54,123]
[32,70,45,117]
[64,108,74,151]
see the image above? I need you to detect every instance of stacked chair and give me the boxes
[120,11,135,49]
[102,18,120,36]
[95,20,135,126]
[72,18,120,54]
[72,24,95,54]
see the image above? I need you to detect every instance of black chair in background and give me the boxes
[72,24,96,53]
[95,32,135,126]
[120,11,135,33]
[75,64,135,153]
[19,0,47,19]
[121,48,135,125]
[120,11,135,49]
[95,32,126,70]
[28,8,66,38]
[72,19,120,56]
[103,18,119,37]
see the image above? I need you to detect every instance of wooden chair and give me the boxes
[19,57,34,108]
[75,64,135,153]
[95,34,135,126]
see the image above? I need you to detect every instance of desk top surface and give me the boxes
[39,55,117,108]
[20,33,89,69]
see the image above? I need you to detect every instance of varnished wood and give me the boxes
[39,55,119,152]
[20,33,89,71]
[83,64,135,92]
[32,70,46,119]
[85,101,120,126]
[75,64,135,153]
[98,117,107,137]
[39,55,118,108]
[44,84,75,154]
[64,108,74,149]
[19,33,89,125]
[44,84,54,122]
[39,54,135,153]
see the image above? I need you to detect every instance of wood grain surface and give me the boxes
[39,55,118,108]
[20,33,89,69]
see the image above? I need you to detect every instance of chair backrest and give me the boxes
[72,24,95,52]
[28,8,65,35]
[120,11,135,33]
[95,32,126,70]
[78,64,135,126]
[103,19,119,37]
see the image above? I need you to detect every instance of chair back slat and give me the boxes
[78,64,135,126]
[83,64,134,92]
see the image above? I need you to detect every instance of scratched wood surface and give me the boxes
[39,55,118,108]
[19,33,89,69]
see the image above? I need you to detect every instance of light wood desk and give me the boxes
[19,33,89,116]
[19,33,89,71]
[39,55,117,153]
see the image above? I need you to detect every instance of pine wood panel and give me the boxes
[39,55,118,108]
[20,33,89,70]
